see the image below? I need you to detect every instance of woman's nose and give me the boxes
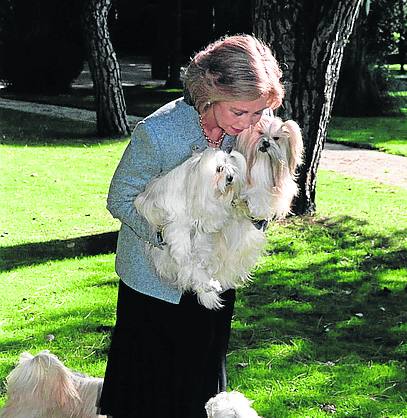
[237,114,259,129]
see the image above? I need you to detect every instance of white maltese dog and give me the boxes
[205,391,263,418]
[208,115,303,293]
[0,351,105,418]
[135,147,247,309]
[135,117,303,311]
[0,352,262,418]
[235,115,303,220]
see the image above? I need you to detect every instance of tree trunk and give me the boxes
[334,2,397,117]
[253,0,362,214]
[151,0,170,80]
[166,0,183,88]
[333,17,371,116]
[82,0,130,137]
[398,0,406,74]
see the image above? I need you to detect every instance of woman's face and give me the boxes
[211,96,269,136]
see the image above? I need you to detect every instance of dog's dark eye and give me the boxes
[216,166,224,173]
[273,136,280,141]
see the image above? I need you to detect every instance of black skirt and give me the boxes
[99,280,236,418]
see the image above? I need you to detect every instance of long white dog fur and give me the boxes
[236,115,303,220]
[135,147,248,309]
[0,351,105,418]
[135,116,303,310]
[1,351,262,418]
[205,391,263,418]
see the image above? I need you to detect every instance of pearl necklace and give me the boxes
[199,114,226,147]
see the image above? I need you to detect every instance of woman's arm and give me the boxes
[107,121,163,246]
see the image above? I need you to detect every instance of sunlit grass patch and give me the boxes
[229,344,406,417]
[0,254,117,378]
[227,171,407,416]
[389,91,407,97]
[0,109,127,249]
[328,116,407,156]
[0,109,406,416]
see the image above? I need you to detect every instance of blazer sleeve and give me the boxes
[107,121,163,246]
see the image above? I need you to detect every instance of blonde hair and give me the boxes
[183,34,284,113]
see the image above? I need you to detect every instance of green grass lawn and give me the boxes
[0,108,125,248]
[230,174,407,417]
[328,65,407,155]
[328,115,407,157]
[1,110,406,417]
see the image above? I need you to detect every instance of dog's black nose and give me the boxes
[226,174,234,184]
[259,139,270,152]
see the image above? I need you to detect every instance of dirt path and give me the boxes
[1,97,406,189]
[321,142,407,189]
[0,97,142,126]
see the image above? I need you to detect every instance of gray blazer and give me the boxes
[107,98,236,304]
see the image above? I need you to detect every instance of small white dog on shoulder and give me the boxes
[0,350,105,418]
[236,114,303,220]
[205,391,263,418]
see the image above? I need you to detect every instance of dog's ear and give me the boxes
[34,352,80,408]
[230,150,247,184]
[282,120,303,174]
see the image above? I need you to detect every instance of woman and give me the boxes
[99,34,284,418]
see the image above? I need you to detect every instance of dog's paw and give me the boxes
[209,278,223,293]
[197,290,224,310]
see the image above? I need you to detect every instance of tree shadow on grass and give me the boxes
[0,315,114,361]
[1,214,406,415]
[227,215,407,416]
[232,215,407,363]
[0,274,118,379]
[0,287,404,417]
[0,108,127,146]
[0,232,118,271]
[1,84,181,119]
[0,84,181,147]
[1,214,405,364]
